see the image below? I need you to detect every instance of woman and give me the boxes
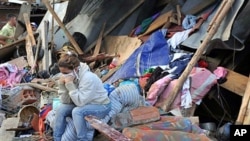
[53,51,111,141]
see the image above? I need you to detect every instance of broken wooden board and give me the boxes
[103,36,142,66]
[25,36,35,67]
[101,67,120,82]
[14,2,31,39]
[241,74,250,125]
[7,56,28,69]
[236,74,250,124]
[41,20,49,71]
[0,117,20,141]
[85,115,131,141]
[220,70,248,97]
[0,38,25,60]
[139,10,173,37]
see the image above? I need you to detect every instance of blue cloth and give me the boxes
[167,53,193,79]
[182,15,197,30]
[106,29,171,84]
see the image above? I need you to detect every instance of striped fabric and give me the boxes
[102,84,144,123]
[62,117,94,141]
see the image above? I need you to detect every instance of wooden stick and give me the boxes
[176,5,181,25]
[32,32,41,74]
[85,115,131,141]
[236,74,250,124]
[23,13,36,47]
[161,0,235,112]
[15,83,58,92]
[42,0,84,55]
[89,22,106,68]
[25,36,35,67]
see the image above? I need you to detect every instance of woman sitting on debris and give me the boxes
[53,51,111,141]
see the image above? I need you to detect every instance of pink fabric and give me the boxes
[189,67,217,103]
[213,66,228,79]
[154,79,181,110]
[155,67,217,110]
[146,76,172,105]
[0,64,25,88]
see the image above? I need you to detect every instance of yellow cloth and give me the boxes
[0,23,15,44]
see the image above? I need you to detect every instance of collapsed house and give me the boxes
[0,0,250,140]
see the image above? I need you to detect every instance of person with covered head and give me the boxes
[0,13,17,45]
[53,51,111,141]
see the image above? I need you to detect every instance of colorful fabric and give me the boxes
[0,63,26,88]
[146,76,172,105]
[134,12,160,35]
[122,116,211,141]
[123,128,211,141]
[155,67,217,110]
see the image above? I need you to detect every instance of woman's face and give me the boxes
[59,67,73,75]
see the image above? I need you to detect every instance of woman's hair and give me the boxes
[58,51,80,70]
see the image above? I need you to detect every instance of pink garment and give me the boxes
[0,64,25,88]
[154,79,181,110]
[213,66,228,79]
[0,67,9,81]
[146,76,172,105]
[155,67,217,111]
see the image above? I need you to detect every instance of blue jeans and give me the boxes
[53,103,75,141]
[53,103,111,141]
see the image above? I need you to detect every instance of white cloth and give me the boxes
[167,29,192,49]
[181,77,192,109]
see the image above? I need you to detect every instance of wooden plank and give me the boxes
[42,0,83,55]
[93,22,106,56]
[236,74,250,124]
[15,83,58,92]
[41,21,49,71]
[25,36,35,67]
[243,98,250,124]
[220,70,248,97]
[0,117,20,141]
[7,56,28,69]
[103,36,142,66]
[242,75,250,124]
[85,116,131,141]
[139,10,173,37]
[89,22,106,68]
[101,67,120,82]
[23,13,36,47]
[14,2,31,39]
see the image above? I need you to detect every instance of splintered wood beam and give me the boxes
[42,0,83,55]
[23,13,36,47]
[25,36,35,67]
[85,115,131,141]
[236,74,250,124]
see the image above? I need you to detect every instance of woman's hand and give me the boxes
[64,75,75,83]
[58,76,65,84]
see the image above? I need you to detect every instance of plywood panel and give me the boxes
[103,36,141,66]
[220,70,248,97]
